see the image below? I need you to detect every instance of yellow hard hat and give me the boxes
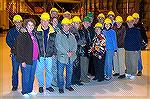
[72,16,81,23]
[63,11,71,15]
[50,8,58,14]
[61,18,72,24]
[94,23,103,28]
[40,12,50,20]
[107,11,115,16]
[104,18,112,24]
[97,13,105,19]
[115,16,123,22]
[70,19,73,24]
[13,15,23,22]
[132,13,140,19]
[126,16,134,21]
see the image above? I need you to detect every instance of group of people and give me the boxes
[6,7,148,97]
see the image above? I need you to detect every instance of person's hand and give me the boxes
[68,52,74,57]
[22,62,26,68]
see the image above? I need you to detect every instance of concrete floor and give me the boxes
[0,32,150,99]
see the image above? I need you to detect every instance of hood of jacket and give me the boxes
[37,24,55,34]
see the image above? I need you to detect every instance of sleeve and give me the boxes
[140,24,148,43]
[16,33,26,63]
[70,35,77,52]
[112,30,118,50]
[6,29,14,48]
[55,33,68,54]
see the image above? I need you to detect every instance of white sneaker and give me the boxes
[22,94,30,98]
[28,91,37,96]
[125,74,131,79]
[129,76,136,80]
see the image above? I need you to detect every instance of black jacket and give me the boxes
[36,24,57,57]
[16,31,37,65]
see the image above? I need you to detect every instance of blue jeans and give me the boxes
[11,54,20,88]
[57,61,73,89]
[36,57,53,88]
[21,60,37,95]
[104,50,114,78]
[138,51,143,72]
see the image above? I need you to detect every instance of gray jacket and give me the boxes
[55,31,77,64]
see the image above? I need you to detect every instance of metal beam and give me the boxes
[28,0,81,3]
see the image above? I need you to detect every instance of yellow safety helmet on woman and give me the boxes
[104,18,112,24]
[115,16,123,23]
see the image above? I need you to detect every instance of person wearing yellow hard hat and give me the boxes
[113,16,126,79]
[132,13,148,76]
[6,14,23,92]
[36,12,56,93]
[107,11,115,26]
[70,16,84,86]
[97,13,105,24]
[89,22,106,82]
[50,7,59,19]
[55,17,77,93]
[103,18,117,80]
[124,15,141,80]
[63,11,71,19]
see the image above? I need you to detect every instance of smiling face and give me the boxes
[108,15,115,21]
[95,27,101,35]
[116,22,123,28]
[73,22,80,29]
[62,24,70,33]
[134,18,139,24]
[52,18,58,28]
[51,11,58,18]
[127,20,134,28]
[83,21,90,28]
[14,21,23,29]
[41,20,49,29]
[104,23,111,30]
[26,21,35,33]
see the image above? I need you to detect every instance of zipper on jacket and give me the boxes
[42,31,46,58]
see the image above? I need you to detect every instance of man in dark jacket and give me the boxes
[132,13,148,76]
[80,16,92,83]
[35,12,56,93]
[6,15,23,91]
[124,16,141,80]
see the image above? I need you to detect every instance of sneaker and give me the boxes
[97,79,104,82]
[113,73,119,76]
[92,77,98,80]
[28,91,37,96]
[12,86,17,91]
[137,71,142,76]
[104,76,111,81]
[59,89,64,94]
[125,74,131,79]
[66,87,74,91]
[130,76,136,80]
[39,87,43,93]
[22,94,30,98]
[118,74,126,79]
[46,87,54,92]
[76,82,84,86]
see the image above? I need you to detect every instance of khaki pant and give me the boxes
[113,48,126,75]
[80,56,90,83]
[125,50,140,75]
